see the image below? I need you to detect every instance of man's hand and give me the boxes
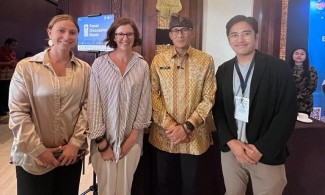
[227,139,256,164]
[244,144,262,163]
[165,124,188,144]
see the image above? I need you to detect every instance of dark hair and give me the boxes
[226,15,258,36]
[104,18,142,48]
[4,38,18,46]
[289,48,310,78]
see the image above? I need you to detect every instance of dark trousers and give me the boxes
[151,146,199,195]
[0,80,10,115]
[16,161,82,195]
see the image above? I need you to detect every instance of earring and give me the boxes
[48,39,53,47]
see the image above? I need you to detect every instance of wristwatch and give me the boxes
[184,121,194,133]
[95,134,106,144]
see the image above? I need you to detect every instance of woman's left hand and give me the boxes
[120,129,139,159]
[58,144,79,166]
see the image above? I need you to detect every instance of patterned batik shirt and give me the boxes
[292,65,318,113]
[149,46,216,155]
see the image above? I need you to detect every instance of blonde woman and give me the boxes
[9,14,90,195]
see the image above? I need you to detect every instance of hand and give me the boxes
[227,139,256,164]
[120,129,139,159]
[100,144,115,162]
[35,147,61,168]
[165,124,188,144]
[58,144,79,166]
[244,144,263,163]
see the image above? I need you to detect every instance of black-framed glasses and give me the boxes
[170,28,192,36]
[115,32,135,39]
[228,31,254,40]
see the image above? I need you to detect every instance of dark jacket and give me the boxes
[213,50,297,165]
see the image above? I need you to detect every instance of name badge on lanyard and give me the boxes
[234,57,255,123]
[235,96,249,122]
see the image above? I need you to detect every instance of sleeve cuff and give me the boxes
[29,145,46,158]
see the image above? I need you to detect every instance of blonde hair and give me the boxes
[48,14,80,32]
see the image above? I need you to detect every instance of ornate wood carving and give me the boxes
[253,0,282,57]
[280,0,289,60]
[111,0,121,18]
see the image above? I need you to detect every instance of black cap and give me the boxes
[169,13,193,29]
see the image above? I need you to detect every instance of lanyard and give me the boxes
[234,58,255,95]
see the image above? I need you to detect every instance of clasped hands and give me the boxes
[35,144,79,168]
[227,139,263,164]
[165,123,190,144]
[98,129,139,162]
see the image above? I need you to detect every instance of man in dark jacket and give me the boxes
[212,15,297,195]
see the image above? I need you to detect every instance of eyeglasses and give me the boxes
[170,28,192,36]
[115,32,135,39]
[228,31,254,40]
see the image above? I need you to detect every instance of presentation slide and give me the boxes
[309,0,325,121]
[77,14,114,52]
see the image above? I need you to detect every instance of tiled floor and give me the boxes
[0,114,94,195]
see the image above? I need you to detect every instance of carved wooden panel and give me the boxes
[280,0,289,60]
[253,0,282,57]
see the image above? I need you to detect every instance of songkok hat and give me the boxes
[169,13,193,29]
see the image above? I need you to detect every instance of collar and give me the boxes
[171,46,193,59]
[28,48,77,67]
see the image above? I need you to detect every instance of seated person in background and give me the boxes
[289,48,318,116]
[0,38,17,116]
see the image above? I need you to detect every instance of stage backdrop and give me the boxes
[308,0,325,122]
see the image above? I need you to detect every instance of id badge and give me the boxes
[235,96,249,122]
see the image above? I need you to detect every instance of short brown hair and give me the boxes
[104,17,142,48]
[48,14,80,32]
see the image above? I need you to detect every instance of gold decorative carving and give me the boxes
[112,0,121,18]
[156,0,182,25]
[280,0,289,60]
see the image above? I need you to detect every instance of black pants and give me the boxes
[16,161,82,195]
[0,80,10,115]
[151,146,199,195]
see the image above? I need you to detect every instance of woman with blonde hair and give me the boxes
[9,14,90,195]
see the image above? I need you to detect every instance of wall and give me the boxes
[0,0,57,59]
[0,0,254,65]
[202,0,254,68]
[286,0,309,61]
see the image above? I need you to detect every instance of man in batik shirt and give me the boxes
[149,13,216,195]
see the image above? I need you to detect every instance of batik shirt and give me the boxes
[149,46,216,155]
[292,65,318,113]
